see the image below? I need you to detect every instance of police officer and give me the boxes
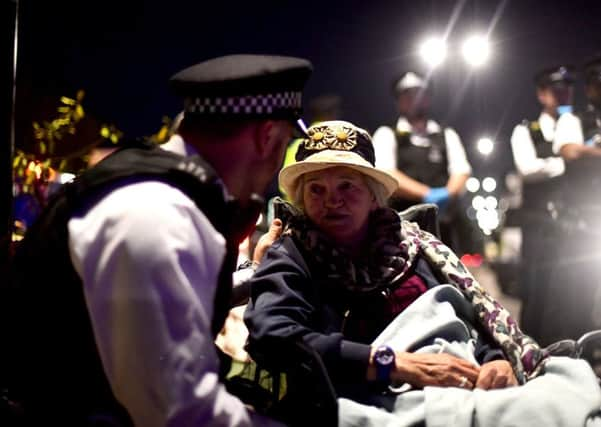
[547,55,601,345]
[10,54,312,426]
[509,65,574,341]
[372,71,472,252]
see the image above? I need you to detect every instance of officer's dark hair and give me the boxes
[178,115,260,141]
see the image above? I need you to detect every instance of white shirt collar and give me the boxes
[160,134,199,157]
[396,116,441,134]
[395,117,442,147]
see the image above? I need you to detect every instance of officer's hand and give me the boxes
[423,187,450,209]
[475,360,518,390]
[252,218,283,264]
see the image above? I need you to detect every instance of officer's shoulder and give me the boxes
[556,112,580,126]
[441,126,461,139]
[510,120,530,134]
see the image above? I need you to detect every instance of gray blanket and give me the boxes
[339,285,601,427]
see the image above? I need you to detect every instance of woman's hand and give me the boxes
[392,352,480,389]
[475,360,518,390]
[252,219,283,264]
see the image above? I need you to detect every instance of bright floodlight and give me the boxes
[482,177,497,193]
[477,137,494,156]
[485,196,498,209]
[466,177,480,193]
[477,208,500,230]
[419,37,447,68]
[472,195,485,210]
[462,35,490,67]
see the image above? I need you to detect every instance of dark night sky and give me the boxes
[14,0,601,182]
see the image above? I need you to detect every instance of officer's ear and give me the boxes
[251,120,273,159]
[253,120,289,160]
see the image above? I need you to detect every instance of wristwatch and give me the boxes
[373,345,395,384]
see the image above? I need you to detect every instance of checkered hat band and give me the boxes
[184,92,302,115]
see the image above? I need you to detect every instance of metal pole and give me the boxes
[2,0,17,267]
[0,0,17,408]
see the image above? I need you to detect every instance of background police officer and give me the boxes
[372,71,472,253]
[509,65,574,341]
[547,56,601,346]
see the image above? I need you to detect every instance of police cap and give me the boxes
[169,54,313,122]
[534,65,575,88]
[392,71,428,95]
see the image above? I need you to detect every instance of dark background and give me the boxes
[12,0,601,181]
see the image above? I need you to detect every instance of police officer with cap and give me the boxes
[509,65,574,342]
[373,71,472,253]
[546,55,601,345]
[11,54,311,426]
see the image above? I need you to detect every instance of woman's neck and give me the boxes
[334,227,370,260]
[339,242,364,259]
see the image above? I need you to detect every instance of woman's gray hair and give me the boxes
[291,171,389,210]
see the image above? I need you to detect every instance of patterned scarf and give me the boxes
[278,201,547,383]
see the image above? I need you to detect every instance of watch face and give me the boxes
[375,346,395,365]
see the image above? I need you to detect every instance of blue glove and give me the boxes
[584,135,601,147]
[423,187,450,210]
[557,105,573,116]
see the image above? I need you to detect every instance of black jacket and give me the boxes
[244,234,503,398]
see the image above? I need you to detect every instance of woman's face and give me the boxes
[302,166,377,248]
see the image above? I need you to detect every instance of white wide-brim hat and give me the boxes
[279,120,399,199]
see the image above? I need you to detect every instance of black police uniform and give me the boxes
[390,130,449,212]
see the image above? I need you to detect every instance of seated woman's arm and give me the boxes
[244,237,372,387]
[244,238,509,391]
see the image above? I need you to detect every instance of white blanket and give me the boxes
[339,285,601,427]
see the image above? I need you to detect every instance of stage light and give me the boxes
[462,35,490,67]
[485,196,498,209]
[477,137,494,156]
[472,195,485,210]
[477,208,500,230]
[466,177,480,193]
[482,177,497,193]
[419,36,447,68]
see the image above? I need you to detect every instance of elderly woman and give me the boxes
[244,121,600,427]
